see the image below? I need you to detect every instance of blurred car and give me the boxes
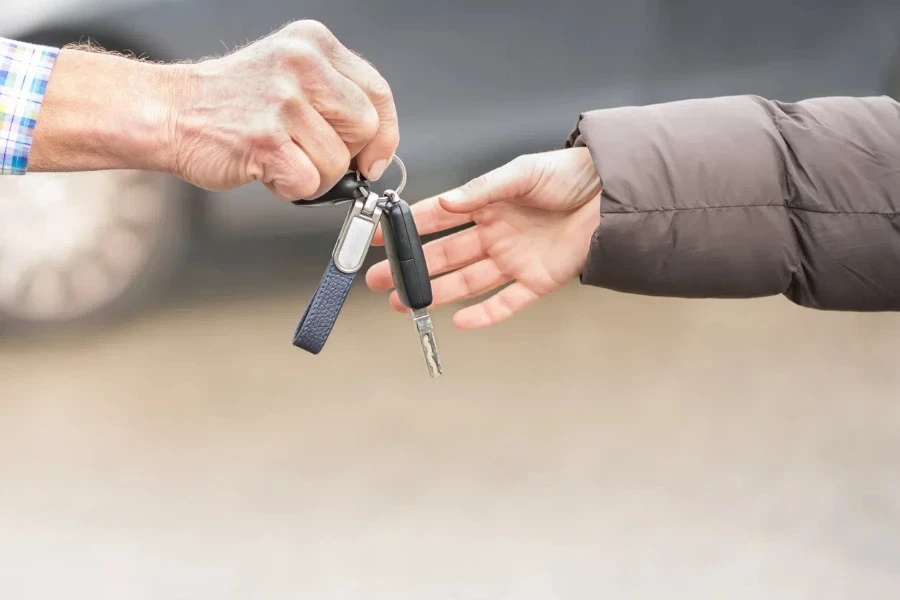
[2,0,899,327]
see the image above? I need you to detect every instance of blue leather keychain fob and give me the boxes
[292,175,382,354]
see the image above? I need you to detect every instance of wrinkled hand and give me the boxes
[366,147,602,329]
[170,20,399,199]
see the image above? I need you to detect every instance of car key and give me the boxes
[381,190,443,378]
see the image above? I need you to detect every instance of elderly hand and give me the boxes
[366,147,602,329]
[171,20,399,198]
[31,21,398,200]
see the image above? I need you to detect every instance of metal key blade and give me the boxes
[411,308,442,378]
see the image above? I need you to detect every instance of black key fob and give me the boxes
[291,171,369,206]
[381,196,432,310]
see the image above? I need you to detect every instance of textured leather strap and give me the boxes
[293,260,357,354]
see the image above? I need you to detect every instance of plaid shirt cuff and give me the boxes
[1,38,59,175]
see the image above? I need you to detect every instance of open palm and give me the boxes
[366,148,602,329]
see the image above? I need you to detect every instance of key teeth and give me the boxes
[424,331,443,378]
[411,310,442,378]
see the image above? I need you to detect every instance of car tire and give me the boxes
[0,171,193,331]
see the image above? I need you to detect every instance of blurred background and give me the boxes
[2,1,900,598]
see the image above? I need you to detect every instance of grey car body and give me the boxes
[2,0,899,324]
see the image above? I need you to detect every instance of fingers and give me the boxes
[453,283,540,330]
[267,20,395,198]
[330,48,399,180]
[373,261,540,330]
[371,195,472,246]
[420,227,486,278]
[262,142,320,200]
[371,222,387,247]
[390,259,508,312]
[368,217,483,294]
[288,20,399,180]
[305,65,381,159]
[366,226,486,292]
[287,105,351,198]
[365,257,395,293]
[438,155,540,214]
[412,196,474,236]
[429,259,507,308]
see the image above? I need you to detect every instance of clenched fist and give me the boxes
[172,21,399,199]
[31,21,399,199]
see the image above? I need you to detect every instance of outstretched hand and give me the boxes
[366,147,602,329]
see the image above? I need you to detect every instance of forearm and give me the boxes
[569,95,900,311]
[30,48,184,173]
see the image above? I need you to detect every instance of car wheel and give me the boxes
[0,170,191,329]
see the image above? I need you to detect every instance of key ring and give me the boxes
[379,156,406,206]
[384,155,407,197]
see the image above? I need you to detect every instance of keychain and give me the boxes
[291,157,443,377]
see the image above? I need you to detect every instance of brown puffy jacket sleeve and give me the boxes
[567,95,900,310]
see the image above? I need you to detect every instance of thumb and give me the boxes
[438,155,539,214]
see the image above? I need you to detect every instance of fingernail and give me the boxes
[442,189,464,204]
[368,159,389,181]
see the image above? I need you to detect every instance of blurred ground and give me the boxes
[1,235,900,600]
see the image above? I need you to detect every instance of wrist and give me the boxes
[110,58,189,174]
[569,147,602,265]
[145,62,196,175]
[160,59,218,183]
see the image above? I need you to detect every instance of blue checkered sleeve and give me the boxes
[1,38,59,175]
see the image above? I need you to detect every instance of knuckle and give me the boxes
[459,269,476,296]
[318,148,351,182]
[336,146,353,171]
[354,106,380,142]
[291,158,321,196]
[282,20,304,34]
[268,76,300,107]
[489,298,509,321]
[432,244,449,272]
[252,130,283,153]
[308,94,329,117]
[301,19,330,38]
[271,155,319,200]
[279,94,303,117]
[367,76,394,105]
[287,19,325,39]
[278,21,302,38]
[278,39,323,71]
[466,173,491,192]
[296,20,339,51]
